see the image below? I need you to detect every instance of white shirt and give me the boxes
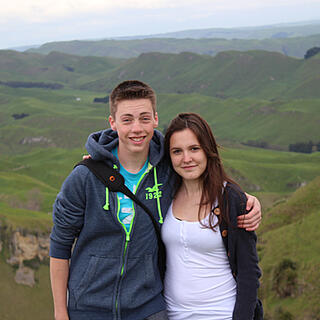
[161,203,236,320]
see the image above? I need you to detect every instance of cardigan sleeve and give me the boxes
[226,184,261,320]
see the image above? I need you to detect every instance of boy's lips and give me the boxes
[129,136,145,143]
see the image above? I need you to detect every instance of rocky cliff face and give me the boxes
[0,226,50,287]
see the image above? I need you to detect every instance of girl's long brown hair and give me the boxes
[164,112,239,230]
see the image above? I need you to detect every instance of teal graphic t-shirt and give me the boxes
[112,148,149,231]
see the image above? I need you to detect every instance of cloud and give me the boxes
[2,0,319,23]
[1,0,320,48]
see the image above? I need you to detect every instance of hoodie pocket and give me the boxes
[120,253,163,309]
[71,255,118,310]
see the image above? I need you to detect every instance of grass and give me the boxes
[0,259,53,320]
[257,177,320,319]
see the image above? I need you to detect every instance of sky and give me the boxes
[1,0,320,49]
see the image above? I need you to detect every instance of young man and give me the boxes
[50,80,261,320]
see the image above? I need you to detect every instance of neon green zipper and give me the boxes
[115,164,153,314]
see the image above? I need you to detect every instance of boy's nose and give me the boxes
[131,120,143,132]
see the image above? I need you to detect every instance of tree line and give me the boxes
[288,141,320,153]
[0,81,64,90]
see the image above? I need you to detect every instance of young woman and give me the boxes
[162,113,262,320]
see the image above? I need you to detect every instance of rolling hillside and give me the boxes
[2,49,320,100]
[1,49,320,153]
[80,50,320,99]
[79,50,320,99]
[0,50,124,86]
[1,86,320,153]
[257,176,320,319]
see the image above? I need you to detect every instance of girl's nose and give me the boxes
[182,152,192,162]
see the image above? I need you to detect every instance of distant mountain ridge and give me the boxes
[27,33,320,59]
[114,20,320,40]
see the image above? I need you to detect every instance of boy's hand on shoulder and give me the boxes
[237,193,262,231]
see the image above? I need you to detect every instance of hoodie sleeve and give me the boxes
[49,166,89,259]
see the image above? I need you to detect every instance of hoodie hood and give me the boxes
[85,128,165,167]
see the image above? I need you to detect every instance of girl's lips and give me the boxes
[181,165,196,169]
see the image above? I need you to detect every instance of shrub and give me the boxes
[304,47,320,59]
[289,141,313,153]
[275,307,294,320]
[272,258,298,298]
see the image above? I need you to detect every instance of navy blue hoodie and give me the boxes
[50,129,173,320]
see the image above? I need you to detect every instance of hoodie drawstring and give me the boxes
[153,167,163,224]
[103,187,109,211]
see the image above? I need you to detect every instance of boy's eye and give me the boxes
[141,117,151,122]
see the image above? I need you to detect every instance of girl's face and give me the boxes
[169,129,207,182]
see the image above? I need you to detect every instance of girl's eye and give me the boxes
[172,150,181,155]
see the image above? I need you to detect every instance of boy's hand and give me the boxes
[237,193,262,231]
[82,154,91,160]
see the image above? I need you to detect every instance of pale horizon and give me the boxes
[1,0,320,49]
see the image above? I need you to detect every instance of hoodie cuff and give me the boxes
[49,239,72,259]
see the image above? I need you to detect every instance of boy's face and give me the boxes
[109,99,158,157]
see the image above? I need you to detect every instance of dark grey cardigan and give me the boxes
[217,183,263,320]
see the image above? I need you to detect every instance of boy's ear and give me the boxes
[154,112,159,128]
[109,115,116,131]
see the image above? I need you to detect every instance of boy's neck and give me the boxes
[117,146,149,174]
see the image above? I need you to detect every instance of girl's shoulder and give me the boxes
[224,182,247,218]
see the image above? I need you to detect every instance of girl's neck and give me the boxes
[180,179,203,198]
[173,179,209,222]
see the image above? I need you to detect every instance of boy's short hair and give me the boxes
[109,80,156,118]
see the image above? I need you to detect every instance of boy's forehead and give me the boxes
[115,99,154,116]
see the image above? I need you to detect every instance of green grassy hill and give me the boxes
[257,176,320,319]
[1,87,320,153]
[27,33,320,59]
[81,50,320,100]
[0,50,124,85]
[2,49,320,101]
